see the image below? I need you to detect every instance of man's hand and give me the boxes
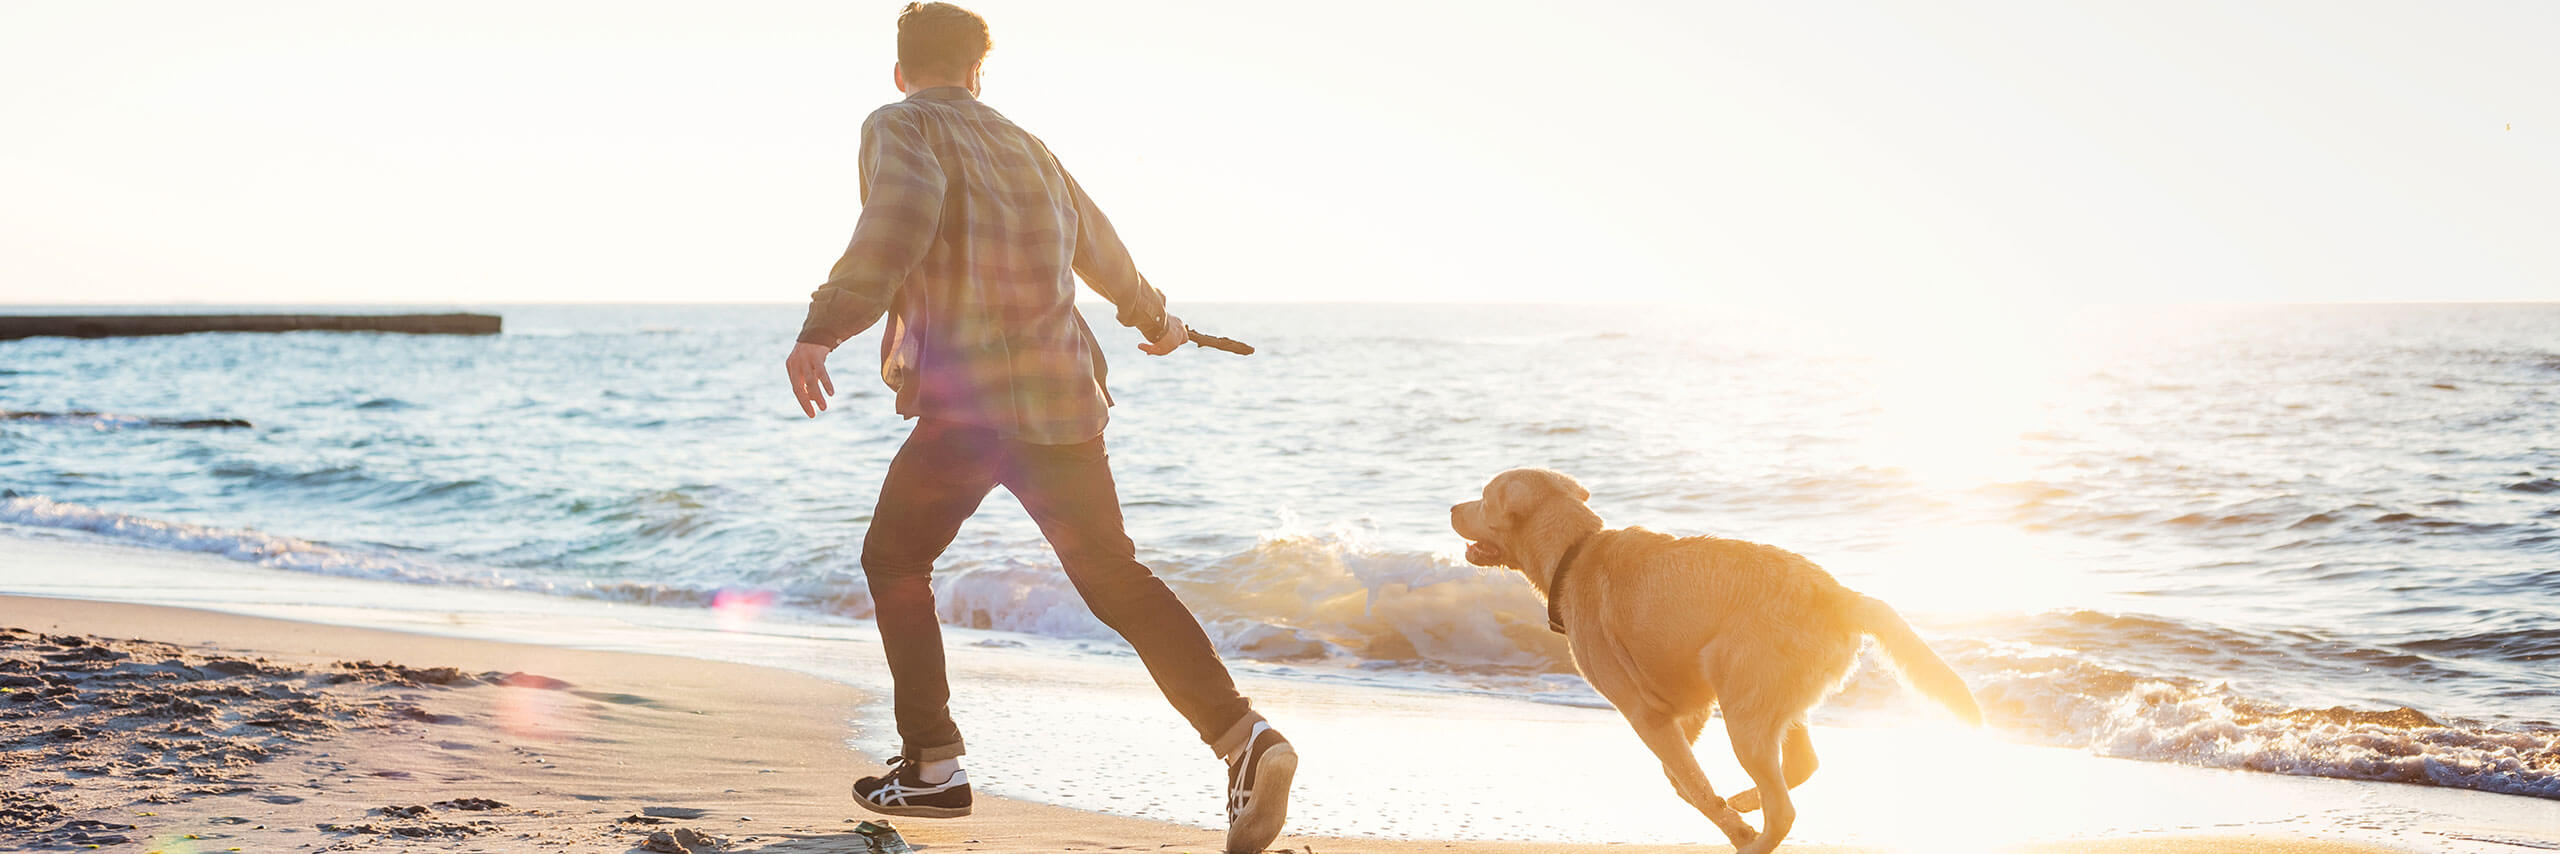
[1139,313,1189,356]
[785,341,836,418]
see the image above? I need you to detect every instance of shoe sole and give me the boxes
[1224,743,1297,854]
[851,789,971,819]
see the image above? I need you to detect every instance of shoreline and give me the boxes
[0,593,2452,854]
[4,530,2554,852]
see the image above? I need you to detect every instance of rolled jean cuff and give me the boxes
[902,739,966,762]
[1209,711,1268,759]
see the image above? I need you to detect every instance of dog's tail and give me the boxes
[1852,595,1983,726]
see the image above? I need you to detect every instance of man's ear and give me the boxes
[892,63,907,94]
[965,60,983,96]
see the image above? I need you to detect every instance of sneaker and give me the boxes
[1222,722,1297,854]
[852,757,972,819]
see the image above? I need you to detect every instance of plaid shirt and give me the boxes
[797,87,1168,445]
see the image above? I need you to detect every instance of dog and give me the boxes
[1450,468,1980,853]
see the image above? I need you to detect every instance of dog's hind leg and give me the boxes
[1725,720,1816,813]
[1629,715,1759,850]
[1679,709,1709,745]
[1724,712,1797,854]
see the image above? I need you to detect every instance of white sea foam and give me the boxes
[0,495,656,603]
[1964,656,2560,799]
[933,559,1112,638]
[923,531,1568,674]
[0,495,432,580]
[1167,532,1568,672]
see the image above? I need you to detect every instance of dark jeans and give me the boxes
[861,418,1262,761]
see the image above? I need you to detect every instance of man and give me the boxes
[781,5,1294,853]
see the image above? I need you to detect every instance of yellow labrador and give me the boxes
[1450,468,1980,853]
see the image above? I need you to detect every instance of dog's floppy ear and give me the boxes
[1488,469,1590,530]
[1490,472,1546,529]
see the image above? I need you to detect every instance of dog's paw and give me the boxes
[1727,788,1762,813]
[1716,819,1760,850]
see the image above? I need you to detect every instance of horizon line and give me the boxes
[5,298,2559,309]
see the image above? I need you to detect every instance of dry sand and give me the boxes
[0,594,2408,853]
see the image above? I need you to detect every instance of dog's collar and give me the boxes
[1546,533,1596,635]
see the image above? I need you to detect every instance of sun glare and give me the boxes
[1840,306,2075,493]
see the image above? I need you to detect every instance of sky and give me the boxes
[0,1,2552,307]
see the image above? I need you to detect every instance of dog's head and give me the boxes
[1450,468,1593,571]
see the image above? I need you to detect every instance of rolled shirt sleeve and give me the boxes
[797,108,948,349]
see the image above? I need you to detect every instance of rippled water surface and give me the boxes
[3,302,2555,798]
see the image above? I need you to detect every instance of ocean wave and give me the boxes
[2019,489,2557,553]
[0,494,742,606]
[2404,628,2560,664]
[197,459,502,510]
[2161,510,2285,528]
[2507,477,2560,495]
[898,532,1572,674]
[1944,644,2560,800]
[0,494,833,611]
[1805,609,2560,800]
[0,495,435,580]
[1167,533,1568,672]
[1993,609,2526,691]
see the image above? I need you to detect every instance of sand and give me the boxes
[0,594,2418,853]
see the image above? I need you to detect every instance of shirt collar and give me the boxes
[905,86,976,102]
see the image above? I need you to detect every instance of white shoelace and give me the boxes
[1223,721,1274,820]
[869,761,965,806]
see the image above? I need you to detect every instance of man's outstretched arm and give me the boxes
[788,109,946,417]
[1058,167,1187,354]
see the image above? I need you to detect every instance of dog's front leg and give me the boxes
[1629,715,1759,850]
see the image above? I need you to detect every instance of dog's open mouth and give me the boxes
[1462,539,1503,566]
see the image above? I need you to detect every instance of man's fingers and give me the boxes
[784,343,835,416]
[787,361,817,418]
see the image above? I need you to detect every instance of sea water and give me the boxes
[2,301,2555,808]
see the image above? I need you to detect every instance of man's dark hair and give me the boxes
[898,2,990,82]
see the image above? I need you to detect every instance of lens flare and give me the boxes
[712,588,777,632]
[494,672,579,742]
